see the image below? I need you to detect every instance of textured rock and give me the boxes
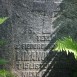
[0,0,76,77]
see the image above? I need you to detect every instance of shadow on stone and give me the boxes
[40,51,77,77]
[40,0,77,77]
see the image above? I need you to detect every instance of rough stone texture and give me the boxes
[0,1,13,71]
[0,0,76,77]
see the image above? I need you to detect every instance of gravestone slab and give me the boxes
[12,0,62,77]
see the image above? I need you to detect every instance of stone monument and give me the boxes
[0,0,76,77]
[11,0,62,77]
[6,0,62,77]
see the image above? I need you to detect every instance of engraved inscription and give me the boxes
[21,71,45,77]
[15,43,48,50]
[15,51,49,77]
[16,62,48,70]
[37,35,51,41]
[21,43,47,49]
[22,27,34,35]
[16,51,48,61]
[14,0,62,77]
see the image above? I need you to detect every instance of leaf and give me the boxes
[53,37,77,59]
[0,70,9,77]
[0,59,8,65]
[0,17,9,25]
[0,70,16,77]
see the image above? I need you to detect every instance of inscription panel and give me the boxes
[13,0,62,77]
[15,36,51,77]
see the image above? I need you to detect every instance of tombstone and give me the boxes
[10,0,62,77]
[0,0,76,77]
[11,0,62,77]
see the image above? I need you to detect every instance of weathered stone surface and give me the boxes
[0,0,76,77]
[10,0,62,77]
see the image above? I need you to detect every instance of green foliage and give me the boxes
[0,70,8,77]
[53,37,77,59]
[51,0,77,77]
[0,40,7,46]
[0,17,9,25]
[0,17,16,77]
[0,17,8,64]
[0,59,8,65]
[0,70,16,77]
[0,17,8,65]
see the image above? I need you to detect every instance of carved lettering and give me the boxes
[16,51,48,61]
[16,62,48,70]
[37,35,51,41]
[21,71,46,77]
[21,43,47,49]
[23,27,34,35]
[22,71,39,77]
